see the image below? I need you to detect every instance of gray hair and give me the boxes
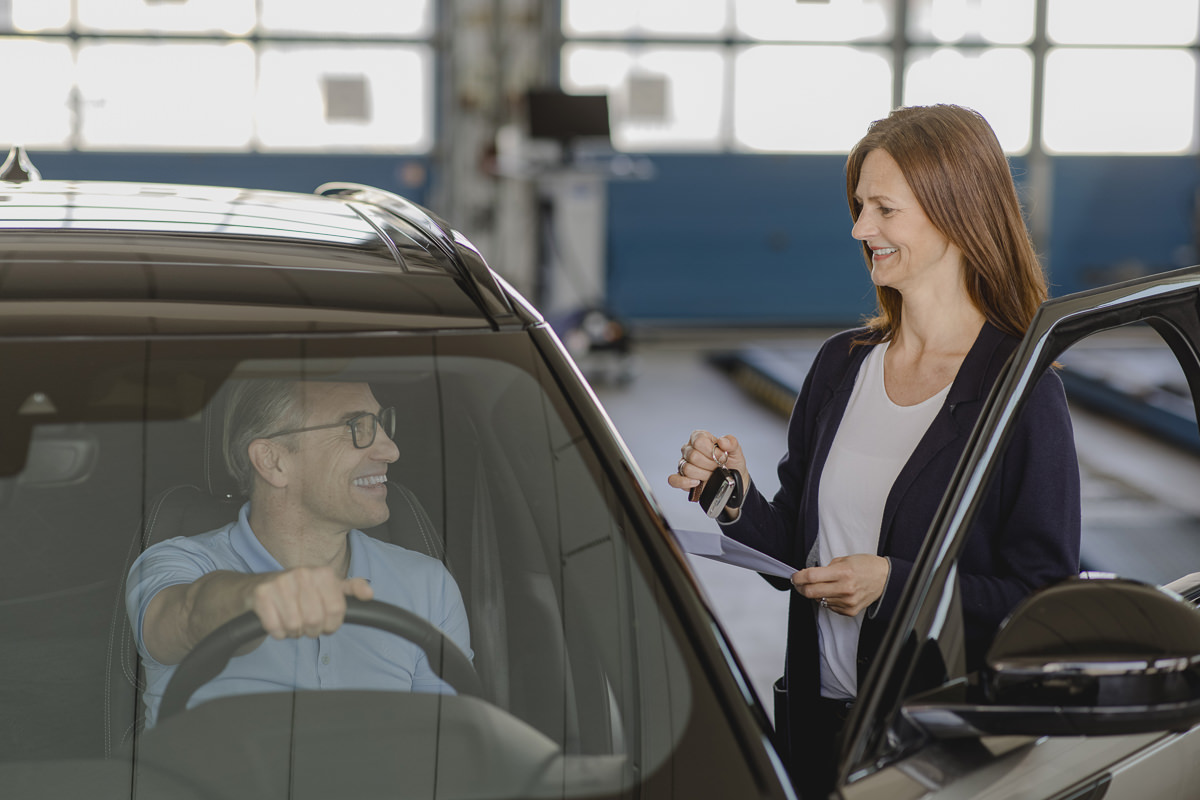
[222,379,306,496]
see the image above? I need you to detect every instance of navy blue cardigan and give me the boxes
[723,323,1080,726]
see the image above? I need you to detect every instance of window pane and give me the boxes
[1048,0,1199,45]
[0,333,706,791]
[75,0,255,35]
[734,0,893,42]
[256,45,432,152]
[733,45,891,152]
[562,44,726,151]
[8,0,71,32]
[0,38,73,148]
[904,48,1032,153]
[1043,48,1196,154]
[562,0,729,38]
[907,0,1035,44]
[76,42,255,150]
[259,0,432,37]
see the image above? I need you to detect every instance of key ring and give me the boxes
[712,445,728,466]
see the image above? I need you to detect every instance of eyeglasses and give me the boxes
[263,407,396,450]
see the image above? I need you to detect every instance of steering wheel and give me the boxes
[158,597,481,722]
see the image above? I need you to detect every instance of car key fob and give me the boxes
[693,465,742,519]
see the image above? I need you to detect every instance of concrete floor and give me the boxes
[590,329,1200,721]
[591,332,794,719]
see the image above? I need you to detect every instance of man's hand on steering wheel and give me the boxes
[144,566,374,666]
[248,567,374,640]
[158,597,482,722]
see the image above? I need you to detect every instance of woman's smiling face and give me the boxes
[851,148,964,296]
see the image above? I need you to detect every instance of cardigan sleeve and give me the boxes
[957,369,1081,650]
[719,334,852,569]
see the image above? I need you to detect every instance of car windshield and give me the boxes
[0,329,744,799]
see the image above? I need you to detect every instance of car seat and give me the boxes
[0,424,143,762]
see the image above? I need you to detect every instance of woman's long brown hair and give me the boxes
[845,105,1048,343]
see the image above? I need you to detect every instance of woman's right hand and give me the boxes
[667,430,750,517]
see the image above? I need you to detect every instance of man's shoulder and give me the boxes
[138,523,237,566]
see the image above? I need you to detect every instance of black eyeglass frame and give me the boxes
[262,407,397,450]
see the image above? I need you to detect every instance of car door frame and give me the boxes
[838,265,1200,788]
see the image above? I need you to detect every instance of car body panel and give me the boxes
[0,167,794,799]
[0,181,519,329]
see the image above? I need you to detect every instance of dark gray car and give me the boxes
[2,148,1200,799]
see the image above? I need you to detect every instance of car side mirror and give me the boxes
[902,575,1200,738]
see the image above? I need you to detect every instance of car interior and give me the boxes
[0,332,701,798]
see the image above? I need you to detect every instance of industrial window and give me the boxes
[733,46,892,153]
[733,0,893,42]
[258,0,432,37]
[1041,0,1200,154]
[0,38,74,149]
[76,41,256,151]
[904,48,1034,153]
[562,0,729,38]
[561,44,727,151]
[906,0,1035,45]
[561,0,895,153]
[1047,0,1199,46]
[561,0,1200,156]
[73,0,257,34]
[0,0,433,153]
[1043,48,1197,155]
[256,45,433,152]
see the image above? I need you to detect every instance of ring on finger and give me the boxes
[677,457,688,476]
[819,597,829,609]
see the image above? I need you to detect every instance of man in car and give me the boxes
[126,379,471,728]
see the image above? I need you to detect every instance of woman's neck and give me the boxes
[893,283,986,356]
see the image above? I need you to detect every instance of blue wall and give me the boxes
[1047,156,1199,296]
[605,153,1200,326]
[607,154,869,326]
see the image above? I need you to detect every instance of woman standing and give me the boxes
[668,105,1080,796]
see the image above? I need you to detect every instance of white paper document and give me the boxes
[672,528,798,580]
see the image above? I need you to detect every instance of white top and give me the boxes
[815,341,949,699]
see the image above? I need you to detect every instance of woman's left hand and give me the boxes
[791,555,890,617]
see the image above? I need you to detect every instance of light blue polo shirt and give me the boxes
[126,503,472,728]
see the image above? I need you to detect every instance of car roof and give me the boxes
[0,176,529,336]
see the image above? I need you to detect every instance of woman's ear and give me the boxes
[248,439,289,489]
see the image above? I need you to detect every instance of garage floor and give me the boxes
[590,328,1200,721]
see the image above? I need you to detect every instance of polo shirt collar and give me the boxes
[231,502,284,573]
[232,502,370,580]
[346,530,373,583]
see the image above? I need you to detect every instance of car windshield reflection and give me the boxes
[0,340,698,799]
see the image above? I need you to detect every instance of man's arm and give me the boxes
[141,567,374,666]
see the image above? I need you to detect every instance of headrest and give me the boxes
[201,386,241,502]
[0,427,100,508]
[22,427,98,488]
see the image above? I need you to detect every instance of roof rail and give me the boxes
[316,182,519,330]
